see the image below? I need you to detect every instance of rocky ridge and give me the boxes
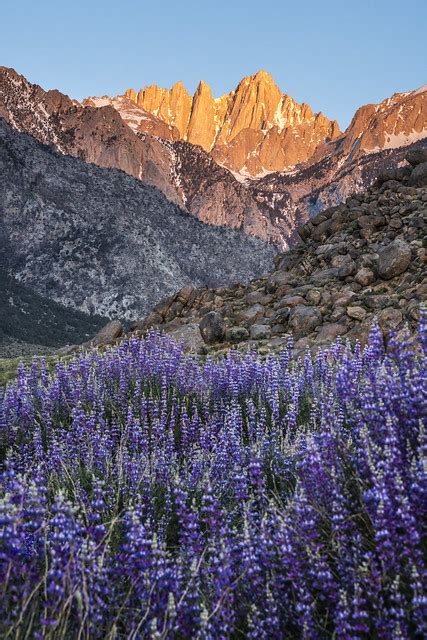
[2,67,426,250]
[119,73,426,179]
[122,70,341,176]
[117,149,427,354]
[259,87,427,221]
[91,75,427,243]
[1,67,293,247]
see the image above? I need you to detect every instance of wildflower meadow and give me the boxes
[1,318,426,638]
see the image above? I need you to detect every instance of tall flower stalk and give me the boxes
[0,321,425,638]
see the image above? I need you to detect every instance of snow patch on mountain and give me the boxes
[369,128,427,153]
[412,84,427,96]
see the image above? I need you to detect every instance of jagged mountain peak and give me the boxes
[118,71,340,175]
[1,65,426,255]
[239,69,277,86]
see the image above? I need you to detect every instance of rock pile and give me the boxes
[95,150,427,354]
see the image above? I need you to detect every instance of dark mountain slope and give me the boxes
[0,266,106,356]
[0,119,276,319]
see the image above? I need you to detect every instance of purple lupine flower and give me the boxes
[0,319,425,637]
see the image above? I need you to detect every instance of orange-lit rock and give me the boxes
[124,70,340,175]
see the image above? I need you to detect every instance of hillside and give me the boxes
[0,267,106,357]
[123,149,427,353]
[0,67,292,248]
[0,118,276,320]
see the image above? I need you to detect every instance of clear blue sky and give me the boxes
[1,0,426,129]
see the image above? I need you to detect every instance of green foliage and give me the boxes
[0,357,22,386]
[0,267,106,351]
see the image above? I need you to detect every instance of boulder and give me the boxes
[169,323,205,353]
[289,305,322,338]
[331,254,355,269]
[389,216,403,230]
[176,286,195,305]
[130,311,162,331]
[266,270,292,293]
[377,308,404,335]
[377,240,412,280]
[310,267,341,283]
[270,323,287,335]
[315,323,347,343]
[199,311,225,344]
[338,259,357,279]
[250,324,271,340]
[238,303,265,324]
[226,326,250,343]
[305,289,322,305]
[396,166,411,181]
[333,291,357,307]
[408,162,427,187]
[274,251,302,272]
[355,267,375,286]
[278,295,306,308]
[376,168,398,183]
[153,295,174,318]
[165,300,184,322]
[273,306,291,321]
[311,219,333,242]
[345,321,373,346]
[245,291,273,306]
[298,223,311,242]
[310,213,329,226]
[346,306,367,321]
[380,180,401,192]
[405,148,427,167]
[92,320,123,346]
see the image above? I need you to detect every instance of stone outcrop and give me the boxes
[124,150,426,353]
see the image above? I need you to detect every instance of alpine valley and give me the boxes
[0,65,426,353]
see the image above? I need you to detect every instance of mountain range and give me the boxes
[2,67,426,250]
[0,65,426,353]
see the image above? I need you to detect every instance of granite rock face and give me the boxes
[124,70,340,175]
[0,67,293,248]
[116,77,427,243]
[121,73,426,182]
